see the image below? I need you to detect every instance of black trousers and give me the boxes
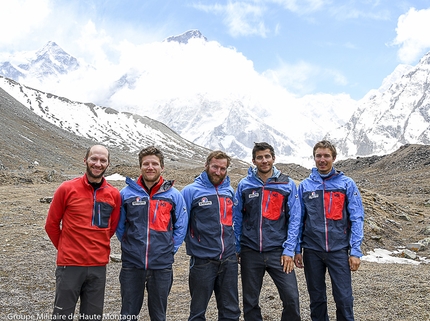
[52,265,107,320]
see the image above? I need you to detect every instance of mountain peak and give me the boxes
[418,50,430,65]
[36,41,66,57]
[164,30,207,44]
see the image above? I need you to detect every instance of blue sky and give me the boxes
[1,0,430,100]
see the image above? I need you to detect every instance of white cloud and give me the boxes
[0,0,51,47]
[330,6,389,20]
[270,0,326,13]
[193,2,269,37]
[392,7,430,64]
[76,21,115,67]
[262,60,347,96]
[224,2,269,37]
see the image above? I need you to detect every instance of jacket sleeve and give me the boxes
[109,189,122,238]
[44,183,67,249]
[347,179,365,257]
[180,186,192,218]
[282,181,301,257]
[116,191,127,241]
[172,191,189,253]
[233,184,243,253]
[295,182,305,254]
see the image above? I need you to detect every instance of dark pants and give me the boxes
[188,255,240,321]
[52,265,106,320]
[303,249,354,321]
[240,247,301,321]
[119,267,173,321]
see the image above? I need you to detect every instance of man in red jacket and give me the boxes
[45,145,121,320]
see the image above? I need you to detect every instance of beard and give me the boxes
[207,171,226,186]
[86,163,106,181]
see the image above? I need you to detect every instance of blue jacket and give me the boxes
[181,171,236,260]
[116,176,188,269]
[297,168,364,257]
[233,166,301,257]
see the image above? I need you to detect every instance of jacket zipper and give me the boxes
[217,187,225,260]
[323,182,329,251]
[259,187,265,252]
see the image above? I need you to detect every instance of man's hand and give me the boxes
[281,255,295,273]
[349,256,361,271]
[294,253,304,268]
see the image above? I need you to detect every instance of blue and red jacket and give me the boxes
[296,167,364,257]
[233,166,301,257]
[116,175,188,269]
[181,171,235,260]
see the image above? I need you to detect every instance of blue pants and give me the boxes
[52,265,106,320]
[188,255,240,321]
[240,247,301,321]
[119,267,173,321]
[303,249,354,321]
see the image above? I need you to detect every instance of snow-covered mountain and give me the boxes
[164,29,208,44]
[327,51,430,158]
[2,30,429,165]
[0,41,80,81]
[0,76,210,165]
[0,31,355,166]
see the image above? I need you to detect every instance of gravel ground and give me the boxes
[1,182,429,321]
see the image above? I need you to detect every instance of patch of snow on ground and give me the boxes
[362,248,429,265]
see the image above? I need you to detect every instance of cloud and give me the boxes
[330,7,389,20]
[0,0,51,47]
[193,2,269,37]
[75,21,115,67]
[262,60,347,96]
[270,0,326,13]
[192,0,327,37]
[392,7,430,64]
[223,2,269,37]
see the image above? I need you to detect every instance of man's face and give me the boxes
[85,146,109,183]
[205,158,228,186]
[314,147,335,175]
[252,149,274,175]
[140,155,163,185]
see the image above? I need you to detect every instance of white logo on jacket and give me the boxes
[248,190,259,198]
[198,197,212,206]
[132,197,147,206]
[309,192,319,199]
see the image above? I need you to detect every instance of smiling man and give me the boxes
[181,150,241,321]
[233,142,302,321]
[45,144,121,320]
[116,146,188,321]
[294,140,364,321]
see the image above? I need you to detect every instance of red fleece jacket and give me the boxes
[45,174,121,266]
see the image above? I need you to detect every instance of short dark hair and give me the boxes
[205,150,231,167]
[85,145,110,162]
[313,140,337,159]
[252,142,275,160]
[138,146,164,168]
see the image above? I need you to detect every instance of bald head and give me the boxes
[84,145,110,183]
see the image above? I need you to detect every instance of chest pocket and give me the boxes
[219,197,233,226]
[149,199,173,231]
[324,191,345,220]
[93,201,113,228]
[262,190,284,221]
